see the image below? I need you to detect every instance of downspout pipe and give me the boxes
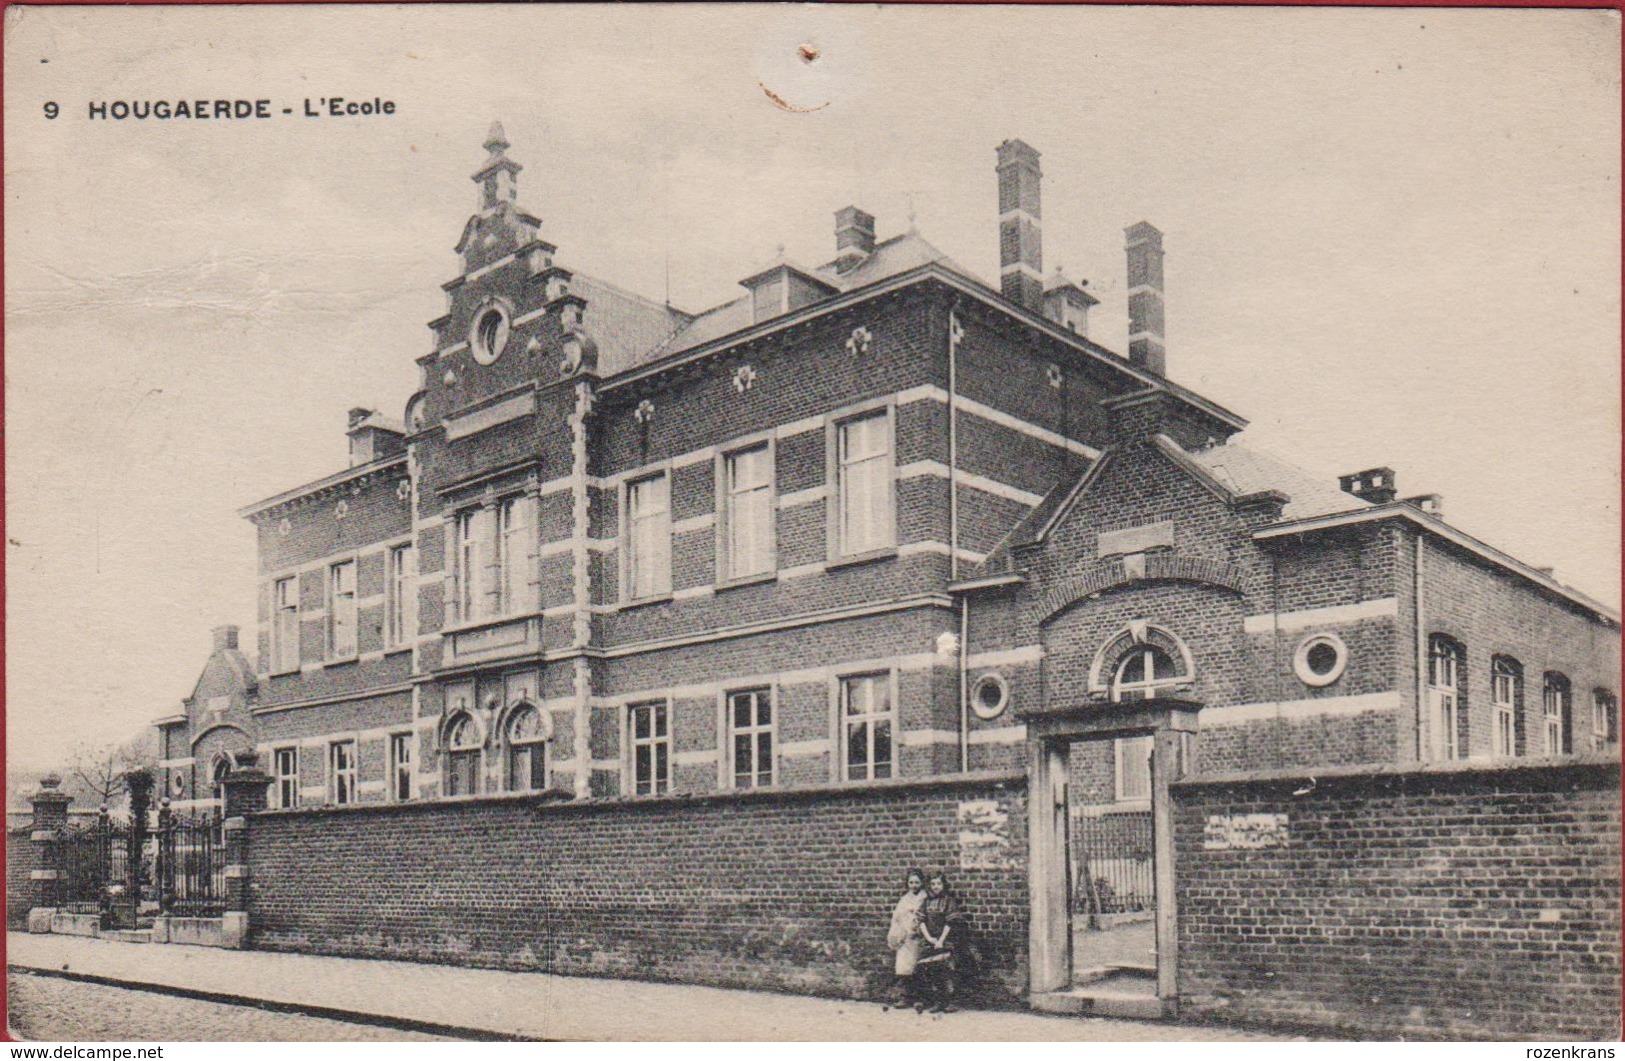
[948,302,963,584]
[1414,532,1428,760]
[959,595,971,773]
[949,301,969,772]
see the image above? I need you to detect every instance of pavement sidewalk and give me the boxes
[6,932,1292,1042]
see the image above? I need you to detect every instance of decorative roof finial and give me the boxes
[484,121,510,155]
[472,121,522,210]
[906,194,918,234]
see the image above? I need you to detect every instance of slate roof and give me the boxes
[570,274,693,378]
[968,437,1369,579]
[642,231,984,364]
[1188,440,1371,521]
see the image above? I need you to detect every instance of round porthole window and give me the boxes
[1294,632,1349,687]
[469,302,511,365]
[971,672,1010,720]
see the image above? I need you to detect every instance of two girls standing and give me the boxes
[886,868,964,1013]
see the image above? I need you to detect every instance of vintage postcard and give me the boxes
[4,3,1620,1045]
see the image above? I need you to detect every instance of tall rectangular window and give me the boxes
[627,474,672,600]
[329,740,357,805]
[629,702,670,796]
[722,445,774,581]
[446,748,479,797]
[840,673,894,781]
[1543,674,1570,756]
[273,747,298,809]
[499,495,538,615]
[1427,637,1461,761]
[1115,736,1154,802]
[836,412,893,556]
[1593,691,1618,751]
[1492,660,1519,758]
[728,688,774,789]
[386,545,416,648]
[328,561,357,659]
[456,506,495,623]
[389,733,413,802]
[272,577,299,673]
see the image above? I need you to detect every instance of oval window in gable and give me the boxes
[469,302,511,365]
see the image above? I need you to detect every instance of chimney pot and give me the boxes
[1339,467,1398,504]
[1403,493,1444,517]
[996,140,1044,312]
[834,206,876,274]
[212,625,239,652]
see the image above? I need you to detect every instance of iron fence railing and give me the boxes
[160,813,226,917]
[57,823,106,912]
[50,807,227,925]
[1071,809,1155,925]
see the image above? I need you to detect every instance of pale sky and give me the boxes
[5,5,1619,771]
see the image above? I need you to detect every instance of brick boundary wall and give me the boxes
[246,772,1030,1005]
[1171,754,1621,1040]
[6,826,40,929]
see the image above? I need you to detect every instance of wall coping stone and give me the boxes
[252,769,1027,821]
[1173,751,1620,793]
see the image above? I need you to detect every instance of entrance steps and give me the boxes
[1031,966,1170,1021]
[99,929,151,944]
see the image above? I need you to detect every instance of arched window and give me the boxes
[210,756,232,803]
[1113,646,1182,702]
[1541,673,1571,757]
[1491,656,1523,758]
[1091,622,1195,702]
[1427,635,1465,761]
[505,703,547,793]
[444,712,482,797]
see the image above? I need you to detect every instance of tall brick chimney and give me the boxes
[835,206,876,274]
[212,625,239,652]
[1125,222,1167,375]
[996,140,1043,312]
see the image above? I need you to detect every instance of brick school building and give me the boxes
[140,127,1618,1039]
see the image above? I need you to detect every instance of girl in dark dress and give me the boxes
[914,870,964,1012]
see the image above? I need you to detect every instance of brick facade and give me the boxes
[1172,757,1621,1040]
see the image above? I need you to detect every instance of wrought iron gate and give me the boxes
[158,811,227,917]
[1070,808,1155,927]
[54,806,226,927]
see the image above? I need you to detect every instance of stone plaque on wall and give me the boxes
[1097,520,1175,559]
[958,798,1018,870]
[1203,812,1289,850]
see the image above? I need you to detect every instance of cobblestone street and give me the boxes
[7,972,460,1042]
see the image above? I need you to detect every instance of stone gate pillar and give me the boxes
[124,768,154,912]
[219,753,272,949]
[27,774,72,932]
[220,752,272,819]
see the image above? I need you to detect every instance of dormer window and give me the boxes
[738,259,838,324]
